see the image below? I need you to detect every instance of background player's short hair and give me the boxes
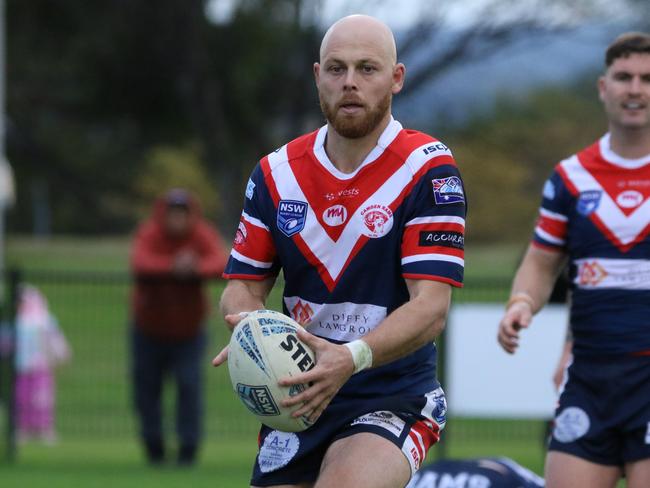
[605,32,650,67]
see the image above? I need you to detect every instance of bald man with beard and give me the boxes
[214,15,468,488]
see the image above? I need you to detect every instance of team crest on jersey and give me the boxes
[432,176,464,205]
[277,199,308,237]
[576,190,602,216]
[360,204,393,238]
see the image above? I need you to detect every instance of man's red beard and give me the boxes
[319,92,392,139]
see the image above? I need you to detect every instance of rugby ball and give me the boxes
[227,309,316,432]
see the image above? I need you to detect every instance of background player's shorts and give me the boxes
[250,387,447,486]
[548,354,650,465]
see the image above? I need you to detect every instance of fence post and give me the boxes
[4,268,19,463]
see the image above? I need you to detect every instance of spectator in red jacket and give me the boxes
[130,188,227,466]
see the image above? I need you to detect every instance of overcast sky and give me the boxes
[206,0,636,30]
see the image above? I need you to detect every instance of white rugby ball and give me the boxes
[227,309,316,432]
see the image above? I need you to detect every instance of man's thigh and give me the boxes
[316,432,411,488]
[545,451,621,488]
[625,458,650,488]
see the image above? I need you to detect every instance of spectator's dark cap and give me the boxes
[165,188,190,208]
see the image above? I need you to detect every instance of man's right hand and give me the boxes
[497,301,533,354]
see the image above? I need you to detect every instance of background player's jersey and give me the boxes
[533,134,650,355]
[406,457,545,488]
[225,118,466,397]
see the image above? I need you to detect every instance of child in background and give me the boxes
[15,285,70,444]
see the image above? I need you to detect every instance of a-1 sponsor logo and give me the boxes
[322,205,347,226]
[279,335,315,372]
[277,199,308,237]
[422,142,449,155]
[419,231,464,249]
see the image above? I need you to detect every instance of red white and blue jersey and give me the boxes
[533,134,650,355]
[225,118,466,397]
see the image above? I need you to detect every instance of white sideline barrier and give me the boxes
[446,304,568,418]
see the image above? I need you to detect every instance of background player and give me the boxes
[406,457,545,488]
[213,14,466,488]
[497,32,650,488]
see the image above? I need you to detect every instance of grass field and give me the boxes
[1,236,548,487]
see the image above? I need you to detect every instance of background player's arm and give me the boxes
[497,244,567,353]
[281,279,452,421]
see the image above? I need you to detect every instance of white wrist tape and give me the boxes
[344,339,373,374]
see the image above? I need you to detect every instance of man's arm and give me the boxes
[212,277,277,367]
[497,244,567,354]
[219,277,277,329]
[280,279,452,422]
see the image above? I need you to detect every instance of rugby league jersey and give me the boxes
[534,133,650,355]
[224,118,466,397]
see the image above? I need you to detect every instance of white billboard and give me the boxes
[446,304,568,418]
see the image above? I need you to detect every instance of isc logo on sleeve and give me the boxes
[277,200,308,237]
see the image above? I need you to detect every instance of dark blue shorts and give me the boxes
[548,353,650,465]
[250,387,447,486]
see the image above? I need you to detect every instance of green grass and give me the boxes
[1,437,258,488]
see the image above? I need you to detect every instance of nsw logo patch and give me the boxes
[576,190,602,216]
[277,200,308,237]
[432,176,464,205]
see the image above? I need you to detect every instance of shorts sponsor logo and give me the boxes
[322,204,348,226]
[234,221,247,246]
[258,431,300,473]
[553,407,590,443]
[432,176,464,205]
[576,190,602,216]
[616,189,643,209]
[236,384,280,416]
[645,422,650,445]
[351,411,406,437]
[360,204,393,238]
[277,200,308,237]
[418,231,464,249]
[245,178,256,200]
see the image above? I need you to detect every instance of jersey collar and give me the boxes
[599,133,650,169]
[312,116,403,180]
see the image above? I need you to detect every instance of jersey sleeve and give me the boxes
[532,168,571,252]
[223,164,280,280]
[401,160,466,287]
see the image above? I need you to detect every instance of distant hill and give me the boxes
[393,21,637,129]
